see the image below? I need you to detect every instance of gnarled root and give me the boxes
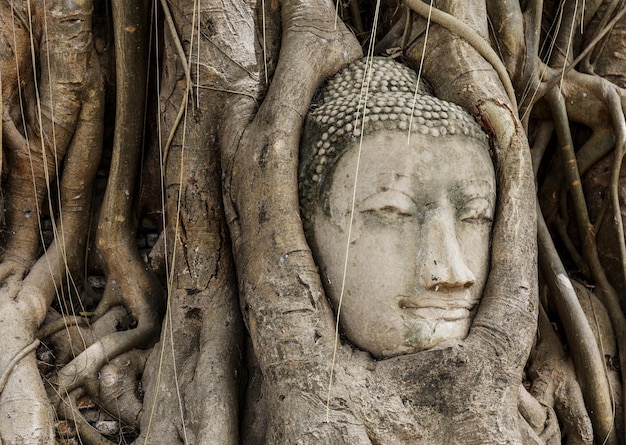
[0,0,103,441]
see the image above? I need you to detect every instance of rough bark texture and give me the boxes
[0,0,625,444]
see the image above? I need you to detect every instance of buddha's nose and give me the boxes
[417,207,475,290]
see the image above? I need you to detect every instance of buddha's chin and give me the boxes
[401,317,471,353]
[348,314,474,358]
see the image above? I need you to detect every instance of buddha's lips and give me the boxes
[401,307,470,321]
[397,295,478,320]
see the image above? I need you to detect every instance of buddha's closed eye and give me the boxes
[361,206,413,217]
[458,197,493,224]
[358,191,416,219]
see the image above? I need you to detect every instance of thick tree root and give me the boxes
[0,0,103,442]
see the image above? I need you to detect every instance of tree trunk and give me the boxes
[0,1,625,444]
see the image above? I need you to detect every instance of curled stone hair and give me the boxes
[298,57,489,221]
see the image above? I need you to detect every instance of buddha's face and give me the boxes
[310,131,495,357]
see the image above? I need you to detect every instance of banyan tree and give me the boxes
[1,0,626,443]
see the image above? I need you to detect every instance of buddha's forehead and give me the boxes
[326,131,493,203]
[348,131,493,178]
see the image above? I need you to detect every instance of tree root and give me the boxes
[220,0,364,439]
[404,0,518,112]
[49,0,165,434]
[605,91,626,292]
[0,338,39,396]
[537,207,616,445]
[528,307,595,445]
[98,349,147,427]
[50,328,154,406]
[36,315,87,340]
[159,0,191,172]
[546,84,626,443]
[0,0,104,441]
[57,390,117,445]
[43,305,129,365]
[518,384,561,444]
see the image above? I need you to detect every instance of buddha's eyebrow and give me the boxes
[357,188,418,207]
[354,171,412,196]
[367,171,412,188]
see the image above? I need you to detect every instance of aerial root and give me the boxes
[50,315,157,405]
[98,349,147,426]
[605,89,626,291]
[0,339,39,396]
[404,0,518,112]
[36,315,87,339]
[544,86,624,445]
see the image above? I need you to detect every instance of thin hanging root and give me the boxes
[403,0,518,112]
[547,86,626,445]
[579,2,626,75]
[0,339,39,396]
[160,0,191,172]
[535,7,626,101]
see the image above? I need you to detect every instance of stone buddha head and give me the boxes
[299,57,495,358]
